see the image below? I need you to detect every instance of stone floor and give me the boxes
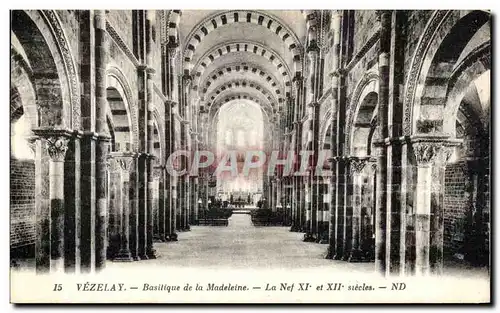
[11,213,490,279]
[108,213,373,272]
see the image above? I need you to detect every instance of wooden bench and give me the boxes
[198,218,229,226]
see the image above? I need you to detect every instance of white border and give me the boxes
[2,2,498,312]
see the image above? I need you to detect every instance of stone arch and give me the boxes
[11,10,81,129]
[198,62,285,102]
[152,108,165,163]
[167,10,182,44]
[443,42,490,136]
[345,71,379,154]
[107,66,139,151]
[205,79,280,111]
[403,10,490,135]
[11,44,37,160]
[106,86,132,152]
[191,41,294,96]
[208,89,275,120]
[183,10,303,73]
[319,106,333,149]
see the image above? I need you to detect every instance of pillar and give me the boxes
[303,170,315,242]
[137,153,148,259]
[80,132,97,271]
[156,165,166,241]
[410,136,457,276]
[128,153,140,260]
[348,157,369,262]
[152,165,162,242]
[374,10,391,274]
[333,157,347,260]
[32,129,71,273]
[94,9,110,271]
[326,10,343,259]
[113,153,135,261]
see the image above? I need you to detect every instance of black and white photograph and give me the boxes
[8,7,492,304]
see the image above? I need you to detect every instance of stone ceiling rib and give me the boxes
[182,10,303,74]
[191,40,294,97]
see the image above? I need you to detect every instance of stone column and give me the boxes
[334,157,347,260]
[374,10,391,275]
[106,157,120,260]
[48,134,70,272]
[317,178,330,244]
[113,153,135,261]
[348,157,370,262]
[128,153,140,260]
[170,176,178,241]
[326,10,343,259]
[79,132,97,271]
[94,9,110,271]
[144,11,157,259]
[164,99,175,241]
[410,136,457,276]
[137,153,148,259]
[156,165,166,241]
[299,174,307,232]
[303,170,315,242]
[33,129,71,273]
[192,176,199,224]
[152,165,162,242]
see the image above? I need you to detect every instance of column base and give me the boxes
[333,250,344,260]
[169,233,178,241]
[348,249,364,262]
[146,248,157,259]
[153,236,163,243]
[325,246,335,259]
[113,250,133,262]
[303,233,316,242]
[132,255,141,261]
[139,254,149,260]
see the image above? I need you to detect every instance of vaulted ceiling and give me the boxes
[172,10,308,129]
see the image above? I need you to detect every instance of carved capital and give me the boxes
[349,156,370,174]
[46,136,70,162]
[410,135,461,167]
[111,153,135,172]
[412,142,441,166]
[153,166,163,179]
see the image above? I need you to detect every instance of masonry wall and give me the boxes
[443,161,471,256]
[10,159,36,250]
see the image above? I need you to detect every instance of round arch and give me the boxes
[345,71,379,154]
[198,62,285,101]
[107,66,139,151]
[183,10,303,73]
[191,40,294,96]
[403,10,490,135]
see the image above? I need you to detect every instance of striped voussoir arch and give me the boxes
[183,11,302,72]
[167,10,182,43]
[204,79,279,110]
[302,10,319,30]
[191,41,295,96]
[107,87,132,152]
[198,63,286,103]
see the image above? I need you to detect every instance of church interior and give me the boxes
[10,10,490,277]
